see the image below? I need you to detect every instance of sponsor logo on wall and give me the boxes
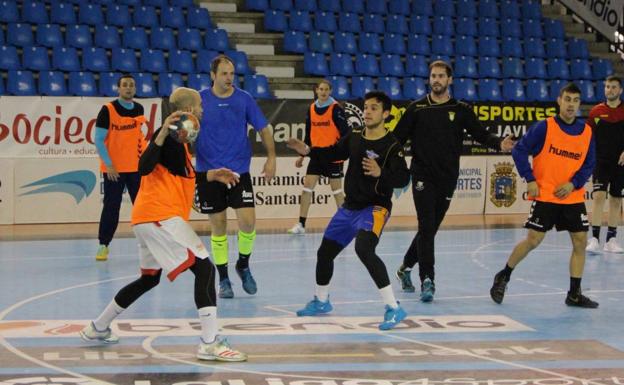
[19,170,96,203]
[489,162,518,208]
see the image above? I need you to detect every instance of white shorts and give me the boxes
[133,217,210,281]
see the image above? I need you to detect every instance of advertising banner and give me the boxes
[0,159,15,224]
[559,0,623,43]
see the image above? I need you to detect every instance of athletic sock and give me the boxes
[94,300,125,331]
[607,226,617,242]
[592,226,601,240]
[216,263,229,281]
[570,277,581,294]
[299,216,307,227]
[198,306,217,344]
[236,253,250,270]
[379,285,399,309]
[315,284,329,302]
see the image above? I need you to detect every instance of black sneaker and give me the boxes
[490,271,509,304]
[565,291,599,308]
[395,269,415,292]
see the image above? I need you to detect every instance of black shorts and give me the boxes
[195,172,255,214]
[592,160,624,197]
[524,201,589,233]
[306,155,344,178]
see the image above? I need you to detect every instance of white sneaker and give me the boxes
[197,337,247,362]
[79,322,119,344]
[586,237,601,253]
[604,238,624,253]
[287,222,305,234]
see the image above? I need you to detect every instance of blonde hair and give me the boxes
[169,87,199,110]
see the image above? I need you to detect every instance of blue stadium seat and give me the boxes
[134,73,157,98]
[502,79,526,101]
[0,1,19,23]
[68,71,97,96]
[82,47,109,71]
[355,53,379,76]
[500,0,520,18]
[546,38,567,58]
[93,0,115,5]
[309,31,332,53]
[433,0,454,16]
[196,50,219,72]
[359,33,382,54]
[151,27,176,51]
[362,14,384,34]
[36,24,64,48]
[0,46,20,70]
[570,59,592,80]
[246,0,269,10]
[383,33,405,55]
[454,56,477,78]
[388,0,410,15]
[522,19,543,38]
[118,0,141,6]
[568,37,589,59]
[412,0,433,16]
[526,79,549,102]
[478,79,502,101]
[188,8,212,30]
[544,18,565,39]
[106,5,131,27]
[386,15,408,35]
[94,25,120,48]
[226,50,251,74]
[351,76,374,98]
[501,18,521,38]
[170,0,194,6]
[328,75,350,99]
[432,16,453,35]
[592,58,614,80]
[549,79,566,99]
[522,1,542,19]
[407,34,430,55]
[111,47,138,72]
[270,0,292,11]
[501,37,522,58]
[338,13,361,33]
[264,9,287,31]
[0,28,4,45]
[479,0,499,18]
[318,0,339,12]
[578,80,597,103]
[456,0,476,17]
[456,17,477,36]
[431,35,453,55]
[161,6,186,29]
[169,49,195,73]
[453,78,477,101]
[294,0,316,11]
[99,72,121,96]
[178,28,203,51]
[50,2,76,24]
[65,24,92,48]
[525,57,547,79]
[343,0,364,14]
[158,72,184,96]
[8,23,34,47]
[330,53,354,76]
[378,77,402,99]
[8,70,36,95]
[23,46,50,71]
[140,49,166,73]
[303,52,328,76]
[22,2,49,24]
[403,77,426,99]
[142,0,166,6]
[405,55,428,77]
[547,58,570,80]
[290,11,312,32]
[455,35,477,56]
[187,73,212,91]
[409,15,431,35]
[524,37,545,58]
[478,17,499,37]
[123,27,148,50]
[53,46,80,71]
[334,32,357,54]
[478,57,501,79]
[502,57,524,79]
[430,54,451,63]
[283,30,307,53]
[39,71,67,96]
[380,54,404,77]
[366,0,386,14]
[133,6,158,28]
[315,11,338,32]
[244,74,272,99]
[205,28,229,51]
[478,36,500,57]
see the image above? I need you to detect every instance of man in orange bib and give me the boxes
[490,83,598,308]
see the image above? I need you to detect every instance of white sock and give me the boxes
[379,285,399,309]
[93,300,125,331]
[198,306,218,344]
[315,284,330,302]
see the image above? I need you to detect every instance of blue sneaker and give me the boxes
[219,279,234,298]
[236,267,257,295]
[396,268,415,292]
[379,304,407,330]
[420,277,435,303]
[296,296,333,316]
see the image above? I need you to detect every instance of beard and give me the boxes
[431,84,448,96]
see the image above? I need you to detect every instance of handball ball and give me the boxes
[170,114,200,142]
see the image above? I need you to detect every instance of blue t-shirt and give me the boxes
[196,87,268,173]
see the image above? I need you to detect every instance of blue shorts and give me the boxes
[324,206,390,247]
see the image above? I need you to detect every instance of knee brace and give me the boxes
[302,187,314,193]
[211,235,228,266]
[331,188,343,195]
[238,229,256,256]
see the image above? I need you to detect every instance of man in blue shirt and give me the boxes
[195,55,276,298]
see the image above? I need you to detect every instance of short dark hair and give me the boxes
[606,75,622,86]
[117,73,135,87]
[558,82,582,97]
[316,79,332,89]
[429,60,453,77]
[211,54,235,74]
[364,91,392,111]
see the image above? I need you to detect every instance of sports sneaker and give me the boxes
[565,291,599,308]
[296,296,333,316]
[490,271,509,304]
[603,238,624,253]
[378,304,407,330]
[287,222,305,234]
[79,322,119,344]
[236,267,257,295]
[95,245,109,261]
[395,268,415,292]
[420,277,435,302]
[197,337,247,362]
[219,278,234,298]
[586,237,601,254]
